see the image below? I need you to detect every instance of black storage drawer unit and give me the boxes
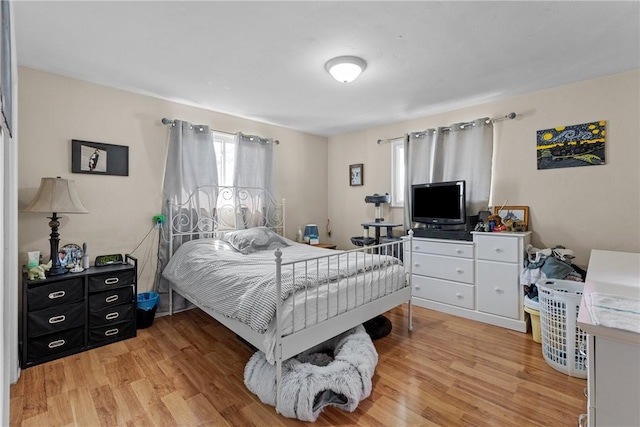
[21,255,137,368]
[26,326,84,364]
[27,301,85,337]
[89,303,135,327]
[26,277,83,311]
[88,270,135,292]
[89,321,136,345]
[89,285,134,311]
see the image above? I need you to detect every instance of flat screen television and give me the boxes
[411,180,466,226]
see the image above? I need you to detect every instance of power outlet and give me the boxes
[153,214,165,228]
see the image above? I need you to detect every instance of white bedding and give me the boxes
[162,238,405,362]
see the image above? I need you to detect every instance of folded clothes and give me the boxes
[585,292,640,334]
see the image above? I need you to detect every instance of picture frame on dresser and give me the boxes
[494,205,529,231]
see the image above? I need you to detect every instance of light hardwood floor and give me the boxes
[11,305,587,426]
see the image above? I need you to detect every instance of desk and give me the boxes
[361,222,402,245]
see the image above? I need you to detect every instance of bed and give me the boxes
[162,185,413,413]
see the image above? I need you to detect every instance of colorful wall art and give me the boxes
[536,121,606,170]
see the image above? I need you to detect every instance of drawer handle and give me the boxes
[455,268,463,274]
[414,285,421,291]
[48,339,65,349]
[104,277,120,285]
[414,263,420,268]
[494,287,503,294]
[414,245,420,251]
[105,312,120,320]
[105,328,119,336]
[48,290,66,299]
[494,247,503,253]
[456,293,463,299]
[455,249,463,254]
[105,295,119,303]
[48,315,66,324]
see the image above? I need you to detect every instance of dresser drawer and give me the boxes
[412,275,474,309]
[89,269,135,292]
[89,303,135,328]
[89,320,135,345]
[26,326,84,364]
[27,301,85,338]
[476,235,520,263]
[89,285,134,311]
[476,261,521,319]
[410,240,473,258]
[26,278,84,311]
[412,252,474,284]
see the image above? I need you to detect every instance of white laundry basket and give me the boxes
[538,279,587,378]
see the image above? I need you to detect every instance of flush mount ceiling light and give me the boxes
[325,56,367,83]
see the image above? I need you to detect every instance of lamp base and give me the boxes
[47,212,67,276]
[48,265,68,276]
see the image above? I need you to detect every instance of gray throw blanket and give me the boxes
[244,325,378,421]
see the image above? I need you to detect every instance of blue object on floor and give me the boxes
[137,292,159,311]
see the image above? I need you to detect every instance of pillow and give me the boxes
[222,227,289,255]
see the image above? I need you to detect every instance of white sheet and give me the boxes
[585,292,640,334]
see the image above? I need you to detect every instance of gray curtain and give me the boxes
[232,132,276,228]
[155,120,218,314]
[404,118,493,228]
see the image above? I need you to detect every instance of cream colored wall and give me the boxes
[328,70,640,267]
[18,67,328,292]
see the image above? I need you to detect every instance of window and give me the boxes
[213,131,235,185]
[390,137,405,207]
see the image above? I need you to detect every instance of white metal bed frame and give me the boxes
[164,185,413,414]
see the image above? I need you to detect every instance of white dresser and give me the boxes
[577,250,640,427]
[405,231,531,332]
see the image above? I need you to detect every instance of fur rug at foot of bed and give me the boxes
[243,324,378,422]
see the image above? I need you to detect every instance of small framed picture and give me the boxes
[494,205,529,231]
[72,139,129,176]
[349,163,363,186]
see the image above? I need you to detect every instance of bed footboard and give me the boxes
[272,235,412,413]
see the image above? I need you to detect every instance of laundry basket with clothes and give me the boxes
[520,245,586,303]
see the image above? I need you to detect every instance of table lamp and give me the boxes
[23,177,89,276]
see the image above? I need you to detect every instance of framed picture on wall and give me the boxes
[349,163,363,186]
[72,139,129,176]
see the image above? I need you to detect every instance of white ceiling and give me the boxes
[13,1,640,137]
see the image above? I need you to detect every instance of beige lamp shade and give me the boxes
[23,177,89,214]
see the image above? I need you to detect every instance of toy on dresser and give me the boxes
[27,260,52,280]
[474,213,527,233]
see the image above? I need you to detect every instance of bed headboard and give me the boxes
[165,185,285,254]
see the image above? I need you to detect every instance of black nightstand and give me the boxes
[21,255,137,368]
